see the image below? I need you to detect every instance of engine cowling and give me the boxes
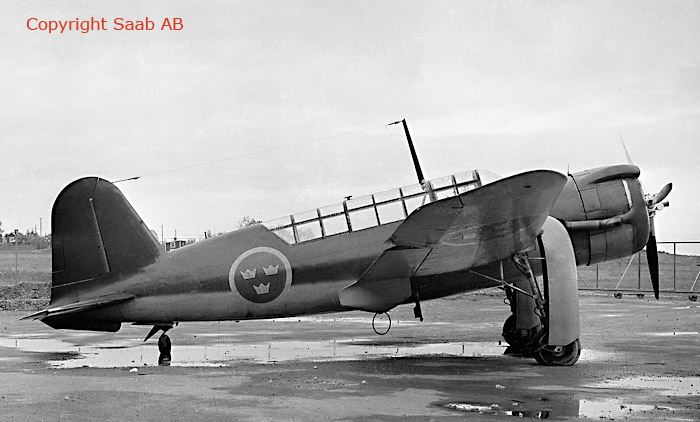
[550,164,650,266]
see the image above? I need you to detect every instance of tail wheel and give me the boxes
[535,338,581,366]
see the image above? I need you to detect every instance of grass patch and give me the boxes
[0,249,51,285]
[577,251,700,292]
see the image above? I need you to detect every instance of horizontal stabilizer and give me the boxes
[22,294,134,321]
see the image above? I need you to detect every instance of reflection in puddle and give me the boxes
[444,403,498,413]
[441,402,550,418]
[578,400,656,418]
[0,337,508,368]
[442,399,672,419]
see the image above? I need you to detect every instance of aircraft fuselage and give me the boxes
[39,164,650,333]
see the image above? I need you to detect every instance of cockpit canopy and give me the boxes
[263,170,483,244]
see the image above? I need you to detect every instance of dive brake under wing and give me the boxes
[339,170,568,312]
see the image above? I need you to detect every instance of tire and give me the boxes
[535,338,581,366]
[502,315,518,346]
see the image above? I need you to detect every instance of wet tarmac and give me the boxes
[0,337,510,368]
[0,335,620,369]
[1,293,699,421]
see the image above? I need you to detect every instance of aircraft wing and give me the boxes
[339,170,566,312]
[392,170,567,276]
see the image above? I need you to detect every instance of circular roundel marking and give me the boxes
[228,247,292,304]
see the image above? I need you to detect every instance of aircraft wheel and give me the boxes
[502,315,530,351]
[501,315,518,345]
[158,333,172,366]
[534,338,581,366]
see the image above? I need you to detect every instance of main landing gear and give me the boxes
[534,339,581,366]
[501,263,581,366]
[500,220,583,366]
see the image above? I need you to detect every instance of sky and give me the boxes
[1,1,699,252]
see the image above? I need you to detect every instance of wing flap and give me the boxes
[339,248,430,312]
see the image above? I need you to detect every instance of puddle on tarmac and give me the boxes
[0,337,509,368]
[440,402,551,418]
[441,399,670,419]
[644,331,698,337]
[578,400,659,418]
[0,338,80,354]
[591,376,700,396]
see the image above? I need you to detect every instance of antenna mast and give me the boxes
[401,119,425,184]
[389,119,436,201]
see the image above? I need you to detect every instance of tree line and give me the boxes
[0,221,50,249]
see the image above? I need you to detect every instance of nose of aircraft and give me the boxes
[550,164,672,299]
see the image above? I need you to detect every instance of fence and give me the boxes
[576,242,700,297]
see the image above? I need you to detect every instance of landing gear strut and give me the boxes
[501,261,548,358]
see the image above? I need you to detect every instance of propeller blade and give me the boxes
[651,183,673,207]
[619,134,634,165]
[618,137,668,300]
[646,217,660,300]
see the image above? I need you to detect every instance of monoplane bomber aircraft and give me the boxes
[25,120,672,366]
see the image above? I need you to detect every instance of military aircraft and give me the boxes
[24,120,671,366]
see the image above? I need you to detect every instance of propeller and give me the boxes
[620,135,672,300]
[645,182,672,299]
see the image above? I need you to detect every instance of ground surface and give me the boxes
[1,292,699,421]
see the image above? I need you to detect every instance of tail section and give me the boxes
[51,177,163,304]
[26,177,163,330]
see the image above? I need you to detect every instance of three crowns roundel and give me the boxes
[228,247,292,303]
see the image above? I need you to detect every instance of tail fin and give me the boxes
[50,177,163,306]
